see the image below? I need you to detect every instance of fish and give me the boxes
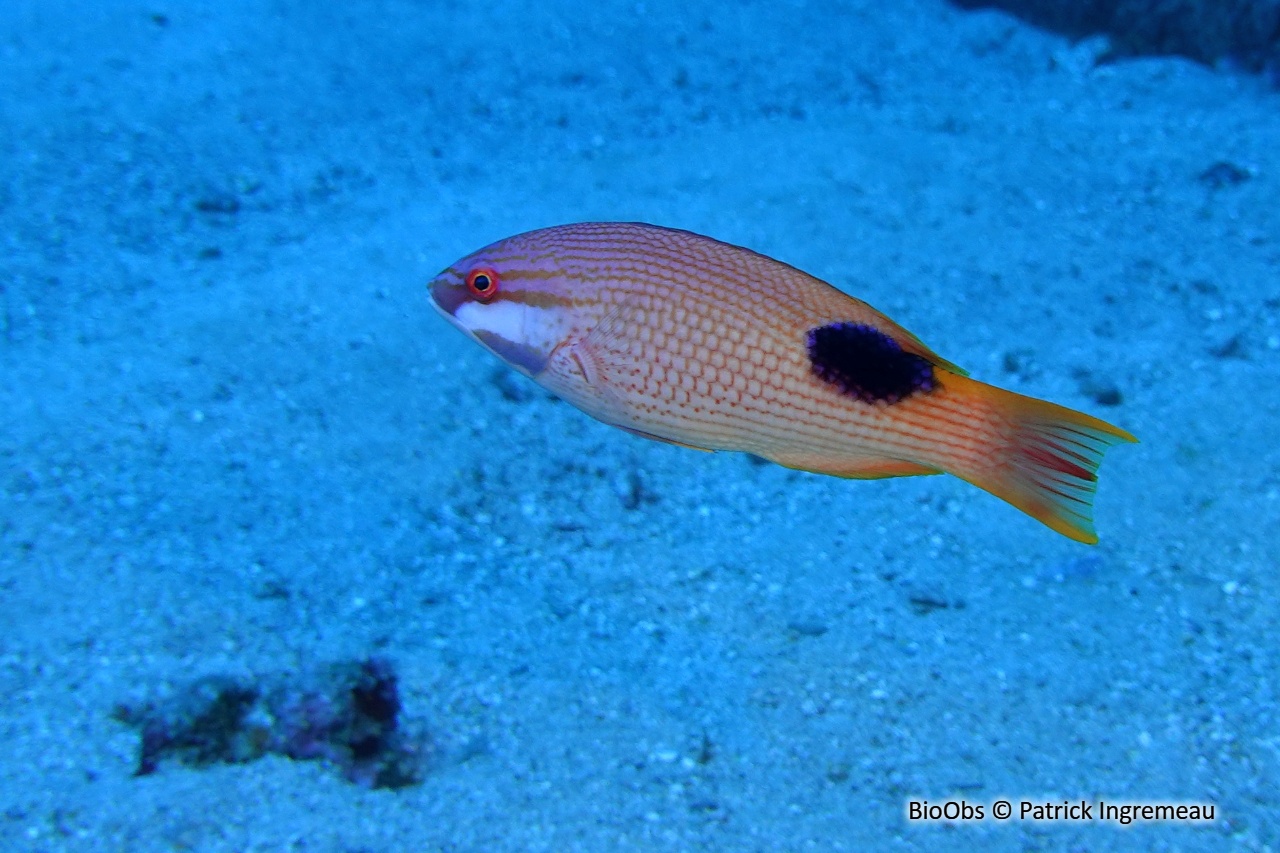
[428,222,1136,543]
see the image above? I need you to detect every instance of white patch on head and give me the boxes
[454,300,567,355]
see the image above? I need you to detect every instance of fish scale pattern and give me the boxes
[462,222,985,465]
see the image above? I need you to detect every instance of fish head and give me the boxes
[428,233,584,378]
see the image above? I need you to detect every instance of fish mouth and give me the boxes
[429,276,469,317]
[428,276,552,377]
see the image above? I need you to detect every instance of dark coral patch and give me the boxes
[112,658,431,789]
[806,322,937,404]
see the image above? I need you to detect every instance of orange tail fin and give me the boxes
[942,374,1138,544]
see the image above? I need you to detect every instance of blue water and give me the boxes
[3,1,1277,850]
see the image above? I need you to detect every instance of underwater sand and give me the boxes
[3,0,1278,850]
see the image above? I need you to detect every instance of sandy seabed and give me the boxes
[3,1,1279,850]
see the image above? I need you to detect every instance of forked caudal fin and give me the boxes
[947,375,1138,544]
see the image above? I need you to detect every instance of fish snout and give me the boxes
[429,274,469,317]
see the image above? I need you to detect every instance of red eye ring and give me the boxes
[465,267,500,302]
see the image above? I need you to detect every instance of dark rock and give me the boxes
[1198,161,1253,189]
[907,594,951,616]
[193,192,241,215]
[113,678,261,775]
[787,619,830,637]
[1073,368,1125,406]
[950,0,1280,72]
[1209,333,1248,359]
[113,658,431,788]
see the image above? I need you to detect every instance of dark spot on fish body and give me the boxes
[805,322,937,404]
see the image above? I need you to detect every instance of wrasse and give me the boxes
[429,222,1136,543]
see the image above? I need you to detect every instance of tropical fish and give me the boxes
[428,222,1136,543]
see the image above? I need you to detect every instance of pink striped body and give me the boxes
[429,222,1135,542]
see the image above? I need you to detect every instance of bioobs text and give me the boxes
[907,800,984,821]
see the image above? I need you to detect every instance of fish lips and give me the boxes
[429,276,469,317]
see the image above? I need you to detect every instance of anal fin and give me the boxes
[618,425,713,451]
[765,450,941,480]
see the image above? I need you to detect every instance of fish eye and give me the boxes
[465,268,499,302]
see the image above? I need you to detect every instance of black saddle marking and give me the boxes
[806,322,937,404]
